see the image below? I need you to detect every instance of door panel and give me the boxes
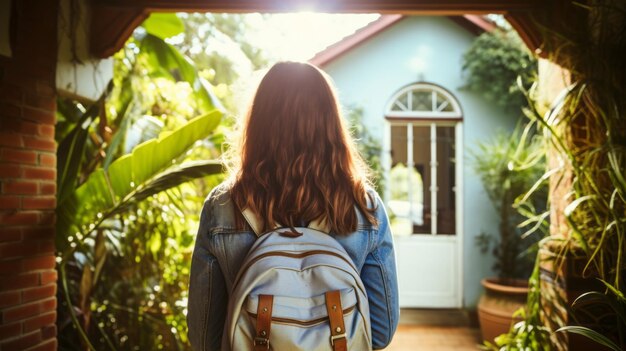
[388,121,461,308]
[395,236,458,307]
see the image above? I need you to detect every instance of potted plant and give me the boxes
[471,123,547,344]
[460,22,545,344]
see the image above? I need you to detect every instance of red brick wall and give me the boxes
[0,1,59,350]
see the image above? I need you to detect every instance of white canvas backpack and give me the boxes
[221,209,372,351]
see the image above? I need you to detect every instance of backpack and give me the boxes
[221,209,372,351]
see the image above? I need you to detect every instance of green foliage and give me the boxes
[174,13,268,112]
[142,13,185,40]
[56,98,104,204]
[56,13,226,351]
[471,121,547,281]
[556,281,626,351]
[466,23,544,281]
[481,252,552,351]
[346,106,384,194]
[57,112,221,253]
[479,4,626,350]
[462,28,537,111]
[139,33,223,113]
[518,3,626,347]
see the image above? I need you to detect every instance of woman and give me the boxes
[187,61,399,350]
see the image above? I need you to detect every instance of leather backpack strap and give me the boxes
[254,294,274,350]
[308,216,331,233]
[242,208,331,235]
[241,208,263,237]
[325,290,347,351]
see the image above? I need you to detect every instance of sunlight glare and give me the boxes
[247,12,380,62]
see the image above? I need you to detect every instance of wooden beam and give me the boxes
[93,0,538,14]
[506,12,544,56]
[90,0,544,57]
[90,4,148,58]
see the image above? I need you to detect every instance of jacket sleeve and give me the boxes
[361,193,400,349]
[187,197,228,351]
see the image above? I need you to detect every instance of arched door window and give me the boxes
[386,83,462,119]
[385,83,461,236]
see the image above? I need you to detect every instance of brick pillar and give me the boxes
[0,1,59,350]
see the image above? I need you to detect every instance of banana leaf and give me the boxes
[139,33,223,112]
[142,13,185,40]
[57,111,222,251]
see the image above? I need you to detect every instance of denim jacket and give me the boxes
[187,183,399,350]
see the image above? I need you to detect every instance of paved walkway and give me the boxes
[382,309,483,350]
[384,325,482,350]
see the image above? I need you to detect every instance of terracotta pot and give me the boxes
[477,278,528,344]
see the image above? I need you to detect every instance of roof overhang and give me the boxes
[309,14,496,67]
[89,0,551,59]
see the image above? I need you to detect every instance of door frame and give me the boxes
[383,119,464,308]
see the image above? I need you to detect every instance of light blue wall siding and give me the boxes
[321,16,517,308]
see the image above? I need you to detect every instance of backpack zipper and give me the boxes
[233,250,358,289]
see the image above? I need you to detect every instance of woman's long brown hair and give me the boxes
[228,61,376,235]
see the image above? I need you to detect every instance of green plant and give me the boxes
[513,2,626,349]
[464,3,626,350]
[471,121,547,282]
[478,78,568,350]
[175,13,268,113]
[556,283,626,351]
[56,13,226,351]
[346,106,384,195]
[492,3,626,348]
[481,250,553,351]
[464,20,545,281]
[462,27,537,112]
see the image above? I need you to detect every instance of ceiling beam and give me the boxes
[93,0,538,14]
[506,12,544,56]
[90,4,148,58]
[90,0,543,58]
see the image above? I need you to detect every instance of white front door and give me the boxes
[385,121,463,308]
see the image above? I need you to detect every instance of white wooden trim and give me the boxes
[388,120,457,127]
[430,124,437,235]
[384,85,464,308]
[407,124,414,226]
[455,122,464,308]
[407,90,413,112]
[382,120,391,204]
[385,83,462,117]
[386,111,461,119]
[431,91,437,111]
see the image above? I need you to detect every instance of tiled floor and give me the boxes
[382,309,483,350]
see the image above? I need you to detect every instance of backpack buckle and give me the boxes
[254,337,270,349]
[330,333,346,346]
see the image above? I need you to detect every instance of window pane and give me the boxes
[412,126,431,234]
[436,92,454,112]
[392,93,409,111]
[411,90,432,112]
[436,126,456,235]
[389,125,410,235]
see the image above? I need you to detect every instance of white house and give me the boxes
[310,15,517,310]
